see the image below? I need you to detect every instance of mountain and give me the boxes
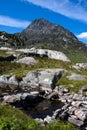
[18,18,87,62]
[0,18,87,62]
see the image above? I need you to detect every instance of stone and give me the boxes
[72,94,84,101]
[3,93,22,104]
[16,48,70,62]
[44,115,53,124]
[0,75,9,88]
[20,69,66,91]
[74,109,87,121]
[53,109,62,119]
[62,104,70,111]
[67,73,85,80]
[46,91,59,100]
[59,111,69,120]
[68,106,77,115]
[16,57,37,65]
[68,117,84,127]
[8,75,18,89]
[72,63,87,70]
[71,101,82,107]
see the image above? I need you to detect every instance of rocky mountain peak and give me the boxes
[21,18,77,41]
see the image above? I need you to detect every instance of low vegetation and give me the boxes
[0,105,76,130]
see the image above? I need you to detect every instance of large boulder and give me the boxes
[16,48,70,62]
[20,69,66,91]
[16,57,37,65]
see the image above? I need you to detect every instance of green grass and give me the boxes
[45,121,76,130]
[0,50,9,56]
[0,105,40,130]
[58,72,87,93]
[0,105,76,130]
[0,57,71,78]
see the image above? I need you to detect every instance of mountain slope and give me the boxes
[0,18,87,62]
[18,18,87,62]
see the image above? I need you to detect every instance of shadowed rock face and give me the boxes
[0,55,16,61]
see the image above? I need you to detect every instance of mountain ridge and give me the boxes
[0,18,87,62]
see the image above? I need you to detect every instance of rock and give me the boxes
[72,63,87,70]
[74,109,87,121]
[67,73,85,80]
[68,117,84,127]
[58,86,69,94]
[59,111,69,120]
[2,91,43,109]
[71,101,82,107]
[20,69,66,91]
[62,104,70,111]
[16,57,37,65]
[72,94,84,101]
[16,48,70,62]
[53,109,62,119]
[44,115,53,124]
[0,75,9,88]
[3,93,22,104]
[68,106,77,115]
[0,47,12,51]
[8,75,18,89]
[46,91,59,100]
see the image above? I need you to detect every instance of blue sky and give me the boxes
[0,0,87,44]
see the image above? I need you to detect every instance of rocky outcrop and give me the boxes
[67,73,85,80]
[16,48,70,62]
[0,69,66,92]
[20,69,66,91]
[16,57,37,65]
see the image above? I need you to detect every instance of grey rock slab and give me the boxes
[67,73,85,80]
[21,69,66,90]
[16,48,70,62]
[16,57,37,65]
[74,109,87,121]
[68,117,84,127]
[8,75,18,88]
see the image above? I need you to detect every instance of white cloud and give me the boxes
[0,15,30,28]
[23,0,87,22]
[77,32,87,39]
